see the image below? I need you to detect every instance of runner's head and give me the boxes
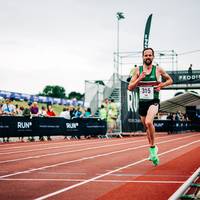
[142,48,154,66]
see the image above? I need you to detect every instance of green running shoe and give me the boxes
[149,146,159,166]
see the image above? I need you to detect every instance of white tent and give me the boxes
[160,92,200,113]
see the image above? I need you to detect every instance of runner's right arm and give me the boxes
[128,67,146,91]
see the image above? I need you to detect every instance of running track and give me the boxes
[0,132,200,200]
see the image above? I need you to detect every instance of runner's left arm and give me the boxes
[155,67,173,91]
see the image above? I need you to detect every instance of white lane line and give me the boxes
[103,173,190,178]
[34,140,200,200]
[0,139,147,164]
[0,137,135,155]
[38,172,87,175]
[0,178,184,184]
[0,135,196,179]
[0,134,196,164]
[0,137,135,152]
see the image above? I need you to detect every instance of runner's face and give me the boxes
[143,49,154,66]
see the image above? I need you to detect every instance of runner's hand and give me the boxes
[138,71,146,81]
[154,83,164,91]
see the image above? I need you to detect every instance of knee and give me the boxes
[145,120,153,128]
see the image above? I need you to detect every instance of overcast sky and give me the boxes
[0,0,200,98]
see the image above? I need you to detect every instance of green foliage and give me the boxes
[40,85,66,98]
[68,91,84,100]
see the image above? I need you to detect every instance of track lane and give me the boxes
[0,134,198,176]
[0,133,199,199]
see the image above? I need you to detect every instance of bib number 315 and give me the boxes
[139,87,154,100]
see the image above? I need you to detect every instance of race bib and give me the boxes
[139,86,154,100]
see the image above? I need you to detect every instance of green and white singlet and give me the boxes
[138,65,160,101]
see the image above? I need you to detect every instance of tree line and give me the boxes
[38,85,84,100]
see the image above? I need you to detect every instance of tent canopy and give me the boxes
[160,92,200,113]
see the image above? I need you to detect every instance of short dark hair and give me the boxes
[142,48,154,56]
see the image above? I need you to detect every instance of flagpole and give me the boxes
[116,12,125,80]
[116,12,125,136]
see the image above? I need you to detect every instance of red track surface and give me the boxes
[0,132,200,200]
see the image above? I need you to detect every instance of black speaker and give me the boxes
[186,106,196,120]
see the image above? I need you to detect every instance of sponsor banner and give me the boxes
[121,81,141,132]
[0,116,107,137]
[166,70,200,84]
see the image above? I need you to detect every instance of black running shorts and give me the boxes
[139,99,160,117]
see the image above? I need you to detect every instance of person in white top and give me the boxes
[59,107,71,119]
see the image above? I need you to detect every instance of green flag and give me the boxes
[143,14,153,49]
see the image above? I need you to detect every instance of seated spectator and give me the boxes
[69,106,76,118]
[30,102,39,116]
[59,107,71,119]
[39,106,47,117]
[22,102,32,118]
[84,107,92,117]
[0,103,3,115]
[46,104,56,117]
[74,106,83,118]
[46,104,56,140]
[1,98,16,142]
[22,102,34,142]
[2,98,16,116]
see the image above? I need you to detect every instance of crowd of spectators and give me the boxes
[0,98,94,142]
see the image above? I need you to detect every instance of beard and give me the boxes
[144,58,152,66]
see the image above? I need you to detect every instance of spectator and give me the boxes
[188,64,192,75]
[99,104,107,120]
[38,105,48,141]
[84,107,92,117]
[167,113,174,134]
[59,107,71,119]
[39,106,47,117]
[22,102,34,142]
[18,106,24,116]
[102,98,110,113]
[46,104,56,140]
[2,98,16,116]
[15,104,21,116]
[46,105,56,117]
[188,64,193,85]
[1,98,16,142]
[69,106,76,118]
[30,102,39,116]
[107,99,118,134]
[74,106,83,118]
[0,103,3,115]
[22,102,32,118]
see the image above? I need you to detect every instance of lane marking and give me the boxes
[102,173,190,178]
[0,134,197,164]
[0,137,138,151]
[0,135,197,179]
[0,139,148,164]
[0,178,184,184]
[38,172,87,175]
[34,140,200,200]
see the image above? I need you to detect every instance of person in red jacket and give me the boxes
[46,104,56,117]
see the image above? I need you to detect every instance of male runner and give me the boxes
[128,48,173,166]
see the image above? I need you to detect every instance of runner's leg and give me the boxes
[145,104,159,146]
[140,116,151,145]
[145,104,159,166]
